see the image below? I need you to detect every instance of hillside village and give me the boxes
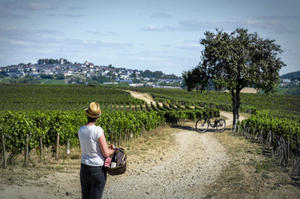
[1,58,299,93]
[0,58,183,88]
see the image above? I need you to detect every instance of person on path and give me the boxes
[78,102,115,199]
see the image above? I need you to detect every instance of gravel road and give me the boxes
[103,128,228,199]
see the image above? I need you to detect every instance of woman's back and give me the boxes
[78,125,105,166]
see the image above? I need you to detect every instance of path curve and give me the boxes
[220,111,247,127]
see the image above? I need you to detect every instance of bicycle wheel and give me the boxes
[195,119,209,132]
[216,119,226,132]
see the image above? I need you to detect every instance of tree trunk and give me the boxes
[231,89,237,131]
[234,89,241,132]
[231,87,241,132]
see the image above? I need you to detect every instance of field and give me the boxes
[0,83,219,166]
[0,84,144,111]
[0,84,299,198]
[130,87,300,119]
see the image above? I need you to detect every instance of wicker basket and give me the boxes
[106,148,127,176]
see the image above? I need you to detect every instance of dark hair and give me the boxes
[87,116,98,123]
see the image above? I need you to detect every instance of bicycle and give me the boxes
[195,116,226,132]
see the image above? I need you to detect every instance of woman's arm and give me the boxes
[98,134,115,158]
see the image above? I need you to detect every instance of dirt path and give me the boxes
[125,90,156,105]
[103,128,228,198]
[220,111,248,127]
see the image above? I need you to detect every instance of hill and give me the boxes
[280,70,300,79]
[0,58,182,87]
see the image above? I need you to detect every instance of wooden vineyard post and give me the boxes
[124,130,128,142]
[67,139,70,156]
[1,134,7,169]
[39,136,43,161]
[291,135,300,177]
[55,132,59,160]
[242,123,246,136]
[141,126,145,138]
[24,134,29,167]
[130,132,133,140]
[118,132,121,146]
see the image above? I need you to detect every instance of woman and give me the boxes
[78,102,115,199]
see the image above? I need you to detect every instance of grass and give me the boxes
[40,79,65,85]
[204,130,300,199]
[0,78,11,83]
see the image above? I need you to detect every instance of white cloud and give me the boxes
[257,15,300,21]
[87,31,119,36]
[0,1,57,11]
[176,44,201,52]
[62,14,85,18]
[143,19,295,34]
[143,25,167,32]
[26,3,55,10]
[150,12,172,19]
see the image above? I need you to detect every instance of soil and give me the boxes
[0,91,299,198]
[125,90,155,105]
[224,87,258,94]
[241,87,258,94]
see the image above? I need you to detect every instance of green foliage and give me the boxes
[183,28,286,128]
[0,84,144,111]
[240,111,300,140]
[130,87,300,120]
[0,108,218,155]
[238,111,300,168]
[277,86,300,95]
[184,28,285,93]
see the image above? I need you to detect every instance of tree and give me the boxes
[153,71,163,78]
[183,28,286,131]
[142,70,153,78]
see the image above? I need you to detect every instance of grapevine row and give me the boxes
[236,111,300,176]
[0,108,219,167]
[130,87,300,119]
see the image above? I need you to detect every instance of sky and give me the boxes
[0,0,299,76]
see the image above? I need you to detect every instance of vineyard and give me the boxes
[0,84,219,168]
[130,87,300,118]
[0,84,143,111]
[1,84,300,177]
[236,111,300,176]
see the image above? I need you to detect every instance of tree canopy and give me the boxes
[183,28,286,130]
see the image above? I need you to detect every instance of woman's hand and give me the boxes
[109,144,116,150]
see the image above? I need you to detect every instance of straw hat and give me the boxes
[85,102,101,118]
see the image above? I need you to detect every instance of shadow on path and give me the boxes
[169,124,232,133]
